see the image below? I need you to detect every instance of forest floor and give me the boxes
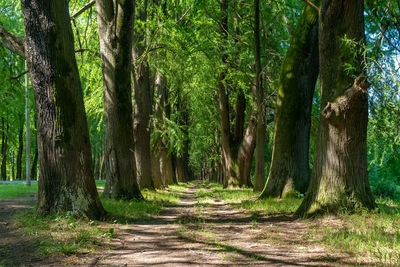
[0,182,374,267]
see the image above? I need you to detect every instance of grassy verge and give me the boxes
[0,183,38,199]
[308,199,400,266]
[0,180,106,200]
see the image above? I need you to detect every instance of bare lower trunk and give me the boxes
[96,0,142,199]
[260,2,319,197]
[296,0,375,216]
[160,148,174,185]
[21,0,105,218]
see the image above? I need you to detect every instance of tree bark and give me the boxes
[133,0,154,190]
[21,0,105,218]
[260,2,320,197]
[296,0,375,216]
[16,123,23,180]
[1,118,8,181]
[31,146,38,180]
[253,0,266,191]
[96,0,143,199]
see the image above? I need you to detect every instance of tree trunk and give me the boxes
[21,0,105,218]
[253,0,267,191]
[16,123,23,180]
[1,118,8,181]
[31,146,38,180]
[260,2,319,197]
[133,0,154,190]
[238,114,257,187]
[296,0,375,216]
[96,0,143,199]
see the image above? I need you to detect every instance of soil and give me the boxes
[0,184,361,267]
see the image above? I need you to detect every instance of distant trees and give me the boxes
[21,0,105,218]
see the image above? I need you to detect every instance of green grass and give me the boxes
[310,200,400,266]
[15,210,114,256]
[0,180,106,200]
[194,181,301,214]
[0,183,38,199]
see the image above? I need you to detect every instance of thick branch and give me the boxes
[322,77,370,127]
[0,23,25,59]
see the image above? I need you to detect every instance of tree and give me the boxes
[259,1,319,197]
[218,0,257,187]
[1,118,8,180]
[96,0,143,199]
[253,0,266,191]
[21,0,105,218]
[133,0,154,189]
[296,0,375,216]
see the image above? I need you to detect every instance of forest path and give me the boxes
[81,183,352,267]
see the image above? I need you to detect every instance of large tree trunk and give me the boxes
[238,114,257,187]
[260,2,319,197]
[296,0,375,216]
[133,0,154,190]
[96,0,143,199]
[253,0,266,191]
[16,123,23,180]
[21,0,105,218]
[1,118,8,181]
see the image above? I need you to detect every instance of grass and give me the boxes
[15,211,115,256]
[0,182,38,199]
[0,180,106,200]
[308,200,400,266]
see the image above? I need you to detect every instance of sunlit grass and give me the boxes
[0,183,38,199]
[310,201,400,266]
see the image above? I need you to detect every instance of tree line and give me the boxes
[0,0,399,218]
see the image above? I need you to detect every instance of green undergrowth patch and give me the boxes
[195,181,257,203]
[308,200,400,266]
[0,183,38,199]
[15,210,114,256]
[100,185,182,222]
[238,197,303,215]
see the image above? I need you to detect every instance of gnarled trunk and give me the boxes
[296,0,375,216]
[21,0,105,218]
[96,0,142,199]
[260,2,319,197]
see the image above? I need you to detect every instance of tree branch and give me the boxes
[71,0,96,20]
[175,6,191,24]
[301,0,319,13]
[0,23,26,59]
